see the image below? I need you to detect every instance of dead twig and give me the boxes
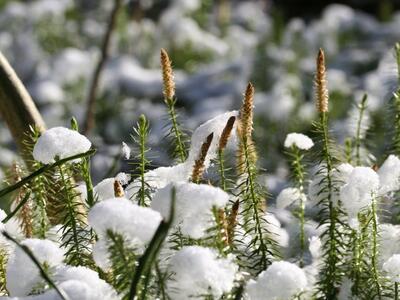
[83,0,123,134]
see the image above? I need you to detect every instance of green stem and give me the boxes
[128,187,175,299]
[155,263,168,300]
[290,146,306,267]
[3,231,70,300]
[139,119,147,206]
[167,101,186,163]
[396,282,399,300]
[299,197,305,268]
[82,157,95,207]
[371,197,382,299]
[218,150,227,191]
[395,43,400,86]
[212,207,227,256]
[242,135,268,271]
[344,138,353,164]
[355,94,367,166]
[351,228,361,296]
[58,165,83,266]
[0,149,96,199]
[320,112,339,298]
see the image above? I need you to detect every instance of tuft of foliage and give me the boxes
[160,49,189,163]
[130,114,152,206]
[313,111,349,299]
[285,144,309,266]
[106,231,138,299]
[235,83,279,275]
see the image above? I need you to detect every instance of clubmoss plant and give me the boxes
[236,83,279,274]
[191,132,214,184]
[284,139,312,267]
[131,114,152,206]
[313,48,346,299]
[161,49,188,163]
[5,42,400,299]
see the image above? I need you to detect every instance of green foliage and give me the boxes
[56,164,92,267]
[107,231,138,298]
[0,249,7,295]
[165,97,188,163]
[313,112,348,299]
[128,188,175,299]
[3,232,69,300]
[286,145,308,266]
[236,134,279,275]
[130,114,152,206]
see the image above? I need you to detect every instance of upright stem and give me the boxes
[371,197,382,299]
[242,135,268,271]
[218,150,227,191]
[83,0,122,134]
[58,165,83,266]
[299,196,305,267]
[139,126,146,206]
[82,158,95,207]
[320,111,339,298]
[290,146,306,267]
[355,94,367,166]
[167,101,187,163]
[395,282,399,300]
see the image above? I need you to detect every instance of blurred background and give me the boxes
[1,0,400,195]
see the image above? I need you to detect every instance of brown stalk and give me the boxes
[160,48,175,104]
[237,83,257,174]
[191,133,214,183]
[218,116,236,151]
[315,48,329,113]
[83,0,122,134]
[114,180,125,197]
[239,82,254,139]
[227,200,239,245]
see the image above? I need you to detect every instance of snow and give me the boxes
[378,155,400,195]
[6,239,64,296]
[383,254,400,283]
[151,182,229,239]
[276,187,305,209]
[340,166,380,225]
[93,173,131,201]
[246,261,308,300]
[53,266,118,299]
[88,197,162,245]
[33,127,91,164]
[284,133,314,150]
[126,111,238,196]
[167,246,237,299]
[121,142,131,160]
[309,236,322,259]
[88,198,162,270]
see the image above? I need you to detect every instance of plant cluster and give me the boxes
[2,46,400,300]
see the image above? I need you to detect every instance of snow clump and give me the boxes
[284,133,314,150]
[246,261,307,300]
[151,182,229,239]
[33,127,91,164]
[166,246,237,299]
